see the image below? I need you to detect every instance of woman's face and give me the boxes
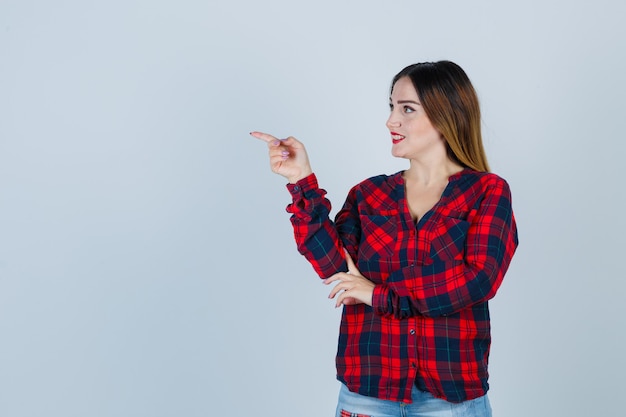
[386,76,444,160]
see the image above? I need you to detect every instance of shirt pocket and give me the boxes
[359,213,397,260]
[430,213,470,261]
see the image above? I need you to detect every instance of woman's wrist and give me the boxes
[288,169,313,184]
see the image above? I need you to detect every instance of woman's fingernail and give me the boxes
[271,140,280,145]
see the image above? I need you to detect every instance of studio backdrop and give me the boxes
[0,1,624,416]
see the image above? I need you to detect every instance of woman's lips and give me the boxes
[391,132,405,144]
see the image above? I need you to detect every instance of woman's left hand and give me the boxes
[324,250,375,308]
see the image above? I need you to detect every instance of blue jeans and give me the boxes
[335,383,492,417]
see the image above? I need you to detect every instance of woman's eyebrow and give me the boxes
[397,100,420,105]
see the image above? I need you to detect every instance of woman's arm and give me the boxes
[373,176,519,318]
[286,174,361,278]
[251,131,357,278]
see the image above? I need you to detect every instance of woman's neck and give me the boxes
[403,158,464,186]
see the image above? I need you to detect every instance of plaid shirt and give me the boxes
[286,169,518,404]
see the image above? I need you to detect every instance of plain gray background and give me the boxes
[1,1,624,416]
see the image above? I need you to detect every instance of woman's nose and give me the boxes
[386,113,400,129]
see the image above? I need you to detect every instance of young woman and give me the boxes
[252,60,518,417]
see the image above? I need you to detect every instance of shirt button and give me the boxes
[293,185,300,192]
[410,329,415,335]
[411,362,416,368]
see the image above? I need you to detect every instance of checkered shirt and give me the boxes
[285,169,518,403]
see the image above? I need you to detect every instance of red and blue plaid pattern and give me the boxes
[286,169,518,404]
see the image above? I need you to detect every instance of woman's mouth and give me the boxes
[391,132,405,144]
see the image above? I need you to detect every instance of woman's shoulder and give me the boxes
[345,172,403,210]
[351,171,403,192]
[456,169,510,187]
[453,169,513,200]
[359,171,403,185]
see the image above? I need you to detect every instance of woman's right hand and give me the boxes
[250,131,313,184]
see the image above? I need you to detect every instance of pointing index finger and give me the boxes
[250,131,279,143]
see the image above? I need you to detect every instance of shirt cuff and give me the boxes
[286,173,318,197]
[372,284,390,316]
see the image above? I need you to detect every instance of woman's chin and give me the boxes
[391,148,406,159]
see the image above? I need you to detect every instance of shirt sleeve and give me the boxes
[286,173,360,278]
[372,176,519,318]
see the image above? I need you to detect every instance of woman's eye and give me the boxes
[403,106,414,113]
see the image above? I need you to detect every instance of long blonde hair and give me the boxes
[391,61,490,172]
